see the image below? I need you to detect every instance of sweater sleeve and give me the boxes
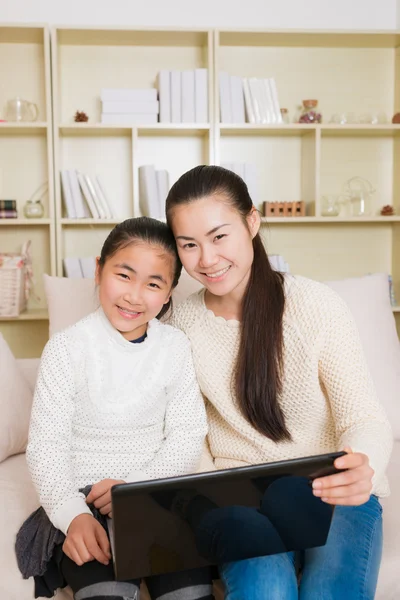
[318,290,393,491]
[26,334,91,534]
[126,336,208,482]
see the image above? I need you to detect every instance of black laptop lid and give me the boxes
[111,452,344,581]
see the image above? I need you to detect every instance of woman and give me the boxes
[165,165,392,600]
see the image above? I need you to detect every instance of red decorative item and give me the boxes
[392,113,400,124]
[74,110,89,122]
[380,205,395,216]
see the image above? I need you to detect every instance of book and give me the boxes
[60,170,77,218]
[219,71,232,123]
[269,254,290,273]
[77,172,100,219]
[139,165,159,218]
[243,163,258,203]
[170,71,182,123]
[0,200,16,210]
[102,100,159,114]
[194,69,208,123]
[101,113,158,125]
[230,76,246,124]
[181,70,195,123]
[157,70,171,123]
[156,170,170,219]
[80,257,97,279]
[243,78,256,124]
[94,176,114,219]
[0,209,18,218]
[268,78,283,124]
[248,78,262,124]
[85,175,107,219]
[63,257,83,278]
[101,88,157,103]
[68,170,89,218]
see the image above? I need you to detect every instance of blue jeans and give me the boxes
[219,495,383,600]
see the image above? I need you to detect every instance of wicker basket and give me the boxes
[0,241,31,317]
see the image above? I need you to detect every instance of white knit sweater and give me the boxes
[27,308,208,535]
[170,275,393,497]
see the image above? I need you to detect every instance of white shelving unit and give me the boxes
[0,24,55,358]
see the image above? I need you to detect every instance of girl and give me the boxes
[22,217,215,600]
[165,165,393,600]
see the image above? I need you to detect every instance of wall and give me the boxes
[2,0,399,30]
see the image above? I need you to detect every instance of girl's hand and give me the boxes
[312,447,374,506]
[86,478,125,517]
[63,513,111,566]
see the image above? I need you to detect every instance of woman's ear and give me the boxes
[247,206,261,239]
[95,257,101,285]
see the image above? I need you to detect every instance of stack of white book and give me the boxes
[101,88,159,125]
[63,256,97,279]
[221,163,258,204]
[219,73,282,125]
[60,170,115,219]
[139,165,169,220]
[268,254,290,273]
[157,69,208,124]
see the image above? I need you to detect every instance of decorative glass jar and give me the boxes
[23,199,45,219]
[298,99,322,124]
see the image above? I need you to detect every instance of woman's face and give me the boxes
[170,195,260,298]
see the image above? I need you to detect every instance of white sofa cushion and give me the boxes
[0,334,33,463]
[326,273,400,439]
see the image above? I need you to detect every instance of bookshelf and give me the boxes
[0,24,55,358]
[1,25,400,357]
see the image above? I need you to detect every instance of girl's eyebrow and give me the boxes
[114,263,167,285]
[176,223,230,241]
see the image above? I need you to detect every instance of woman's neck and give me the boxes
[204,285,245,321]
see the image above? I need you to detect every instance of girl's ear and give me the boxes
[95,257,102,285]
[247,206,261,239]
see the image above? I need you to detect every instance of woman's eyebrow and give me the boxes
[176,223,230,241]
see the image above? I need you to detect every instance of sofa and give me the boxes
[1,272,399,599]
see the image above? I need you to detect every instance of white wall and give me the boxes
[2,0,399,30]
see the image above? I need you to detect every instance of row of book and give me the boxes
[0,199,17,218]
[219,73,282,125]
[157,69,208,124]
[139,165,170,220]
[101,88,159,126]
[63,256,96,279]
[61,170,115,219]
[221,163,258,203]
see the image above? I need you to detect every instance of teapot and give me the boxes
[5,98,39,122]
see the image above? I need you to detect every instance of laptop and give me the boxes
[110,451,345,581]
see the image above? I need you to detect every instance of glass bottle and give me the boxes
[280,108,290,124]
[299,99,322,124]
[24,199,45,218]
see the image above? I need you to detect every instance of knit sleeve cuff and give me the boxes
[51,496,92,535]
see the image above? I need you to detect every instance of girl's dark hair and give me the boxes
[166,165,290,442]
[98,216,182,320]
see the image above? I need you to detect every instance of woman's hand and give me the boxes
[312,448,374,506]
[86,478,125,517]
[62,513,111,566]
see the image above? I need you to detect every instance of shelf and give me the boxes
[219,124,400,137]
[321,124,400,137]
[0,122,48,134]
[56,27,209,47]
[61,218,122,225]
[0,25,45,44]
[0,219,51,226]
[59,123,210,137]
[260,217,400,224]
[393,306,400,313]
[0,308,49,322]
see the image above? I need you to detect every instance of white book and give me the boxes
[95,176,114,218]
[243,78,256,124]
[230,76,246,124]
[101,113,158,125]
[268,78,283,124]
[93,177,113,219]
[157,70,171,123]
[262,79,274,124]
[139,165,159,218]
[243,163,258,204]
[101,88,157,103]
[77,172,100,219]
[156,170,170,219]
[60,170,77,218]
[170,70,182,123]
[248,78,262,124]
[219,71,232,123]
[63,257,83,278]
[181,70,195,123]
[194,69,208,123]
[102,100,159,114]
[231,163,245,180]
[80,256,97,279]
[85,175,106,219]
[68,170,88,218]
[257,79,269,124]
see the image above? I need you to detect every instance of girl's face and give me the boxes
[170,195,260,299]
[96,242,174,340]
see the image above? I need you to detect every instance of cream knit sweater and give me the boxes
[171,275,393,497]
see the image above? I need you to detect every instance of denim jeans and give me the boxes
[219,495,383,600]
